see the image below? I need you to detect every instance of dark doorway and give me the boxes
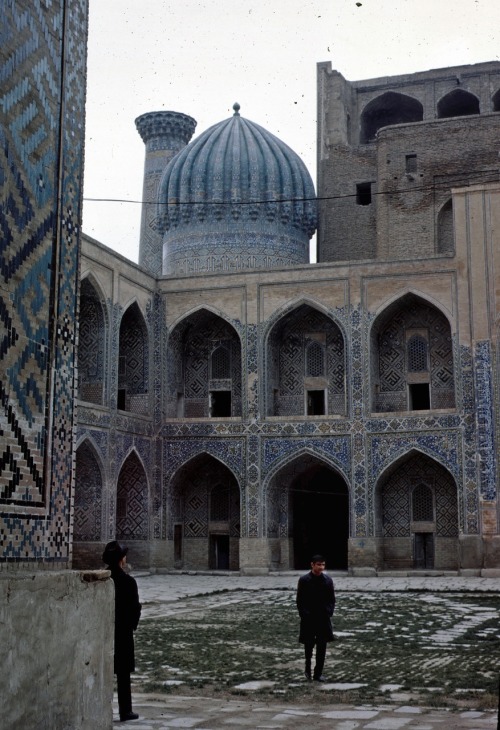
[210,390,231,417]
[307,390,326,416]
[409,383,430,410]
[414,532,434,569]
[210,534,230,569]
[292,466,349,570]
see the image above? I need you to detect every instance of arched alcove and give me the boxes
[360,92,423,144]
[266,453,349,570]
[74,440,103,542]
[168,453,240,570]
[375,451,458,570]
[266,303,345,417]
[371,293,455,413]
[437,89,480,118]
[118,302,149,414]
[166,308,242,418]
[116,451,149,541]
[436,199,454,254]
[78,278,106,405]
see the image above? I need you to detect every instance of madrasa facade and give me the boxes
[74,60,500,575]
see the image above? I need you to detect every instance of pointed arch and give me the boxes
[493,88,500,112]
[168,452,241,570]
[265,450,350,570]
[78,276,108,405]
[166,307,242,418]
[74,439,104,541]
[118,301,149,413]
[374,450,458,570]
[265,301,346,417]
[437,88,480,118]
[116,450,149,540]
[370,292,455,413]
[360,92,423,144]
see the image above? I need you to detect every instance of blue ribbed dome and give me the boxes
[158,105,317,275]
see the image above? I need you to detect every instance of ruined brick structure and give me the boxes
[75,61,500,575]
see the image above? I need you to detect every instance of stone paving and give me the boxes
[112,572,500,728]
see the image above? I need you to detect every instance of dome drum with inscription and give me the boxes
[157,104,317,275]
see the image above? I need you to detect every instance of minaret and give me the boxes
[135,111,196,276]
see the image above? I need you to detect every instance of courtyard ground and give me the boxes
[113,573,500,728]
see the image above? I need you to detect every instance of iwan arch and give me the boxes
[75,61,500,575]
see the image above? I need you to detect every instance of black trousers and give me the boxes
[304,640,327,678]
[116,670,132,717]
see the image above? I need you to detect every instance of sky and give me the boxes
[82,0,500,263]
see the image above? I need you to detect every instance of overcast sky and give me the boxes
[82,0,500,263]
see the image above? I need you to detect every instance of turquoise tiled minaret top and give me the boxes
[158,103,317,276]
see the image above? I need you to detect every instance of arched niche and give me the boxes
[265,452,349,570]
[168,452,240,570]
[436,198,454,254]
[166,308,242,418]
[371,293,455,413]
[118,302,149,414]
[78,277,106,405]
[116,451,149,541]
[360,92,423,144]
[437,89,480,118]
[266,303,345,417]
[374,451,458,570]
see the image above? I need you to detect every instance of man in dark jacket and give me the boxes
[102,541,142,722]
[296,554,335,682]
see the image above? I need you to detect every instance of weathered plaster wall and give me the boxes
[0,571,114,730]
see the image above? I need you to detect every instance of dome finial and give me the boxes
[233,102,240,116]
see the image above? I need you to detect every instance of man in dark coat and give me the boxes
[102,541,142,722]
[296,554,335,681]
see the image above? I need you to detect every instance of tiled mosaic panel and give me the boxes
[116,451,149,540]
[1,0,88,561]
[381,453,458,537]
[74,441,102,540]
[474,341,496,501]
[78,278,105,405]
[374,295,455,412]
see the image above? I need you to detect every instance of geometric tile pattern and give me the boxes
[74,441,103,541]
[116,451,149,540]
[380,453,458,537]
[1,0,88,563]
[78,278,106,405]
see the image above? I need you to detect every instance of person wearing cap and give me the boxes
[102,541,142,722]
[296,554,335,682]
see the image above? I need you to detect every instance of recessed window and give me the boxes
[409,383,430,411]
[306,341,325,377]
[356,182,372,206]
[412,483,434,521]
[405,154,417,173]
[307,390,325,416]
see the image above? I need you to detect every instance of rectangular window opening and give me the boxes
[210,390,232,417]
[405,154,417,173]
[409,383,430,411]
[307,389,326,416]
[356,182,372,206]
[117,388,127,410]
